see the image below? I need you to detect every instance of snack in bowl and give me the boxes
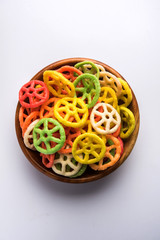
[15,58,140,183]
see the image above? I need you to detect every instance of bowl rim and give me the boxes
[15,57,140,183]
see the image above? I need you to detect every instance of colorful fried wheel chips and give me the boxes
[18,59,136,179]
[19,80,49,108]
[90,103,121,135]
[72,133,106,164]
[52,153,82,177]
[73,73,100,109]
[33,118,66,154]
[90,135,121,170]
[43,70,75,98]
[56,66,82,82]
[54,97,88,128]
[75,61,100,79]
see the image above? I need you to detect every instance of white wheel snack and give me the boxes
[99,71,122,97]
[24,119,39,150]
[52,153,82,177]
[90,103,121,135]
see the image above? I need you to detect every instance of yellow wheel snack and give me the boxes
[72,133,106,164]
[99,86,118,109]
[43,70,75,98]
[54,97,88,128]
[120,106,135,139]
[118,78,132,107]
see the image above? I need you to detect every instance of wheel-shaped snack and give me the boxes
[33,118,66,154]
[118,78,132,107]
[19,80,49,108]
[73,73,100,109]
[99,71,122,97]
[56,66,82,82]
[22,111,40,137]
[40,152,55,168]
[74,61,99,79]
[90,135,121,170]
[95,64,106,72]
[52,153,82,177]
[40,142,55,168]
[54,97,88,128]
[90,103,121,135]
[99,86,118,109]
[69,164,87,178]
[43,70,75,98]
[24,119,39,150]
[19,107,32,129]
[72,133,106,164]
[40,97,59,119]
[119,106,135,139]
[58,127,81,154]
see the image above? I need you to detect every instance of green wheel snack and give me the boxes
[33,118,66,154]
[74,61,99,79]
[73,73,100,108]
[70,163,87,178]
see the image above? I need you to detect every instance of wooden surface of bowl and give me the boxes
[15,58,140,183]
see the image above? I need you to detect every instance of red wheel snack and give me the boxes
[56,66,82,82]
[118,137,124,156]
[40,153,55,168]
[22,111,40,137]
[58,127,81,154]
[19,80,49,108]
[40,143,55,168]
[90,135,121,170]
[40,97,59,119]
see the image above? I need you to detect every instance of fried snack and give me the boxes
[52,153,82,177]
[54,97,88,128]
[40,97,59,119]
[118,78,132,107]
[56,66,82,82]
[90,103,121,134]
[99,71,122,97]
[19,80,49,108]
[73,73,100,109]
[99,86,118,109]
[22,111,40,137]
[72,133,106,164]
[90,135,121,170]
[119,107,135,139]
[75,61,99,79]
[24,119,39,150]
[58,127,81,154]
[43,71,75,98]
[33,118,66,154]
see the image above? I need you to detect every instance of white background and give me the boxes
[1,0,160,239]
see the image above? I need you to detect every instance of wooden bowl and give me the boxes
[15,58,140,183]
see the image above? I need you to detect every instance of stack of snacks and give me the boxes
[18,61,135,178]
